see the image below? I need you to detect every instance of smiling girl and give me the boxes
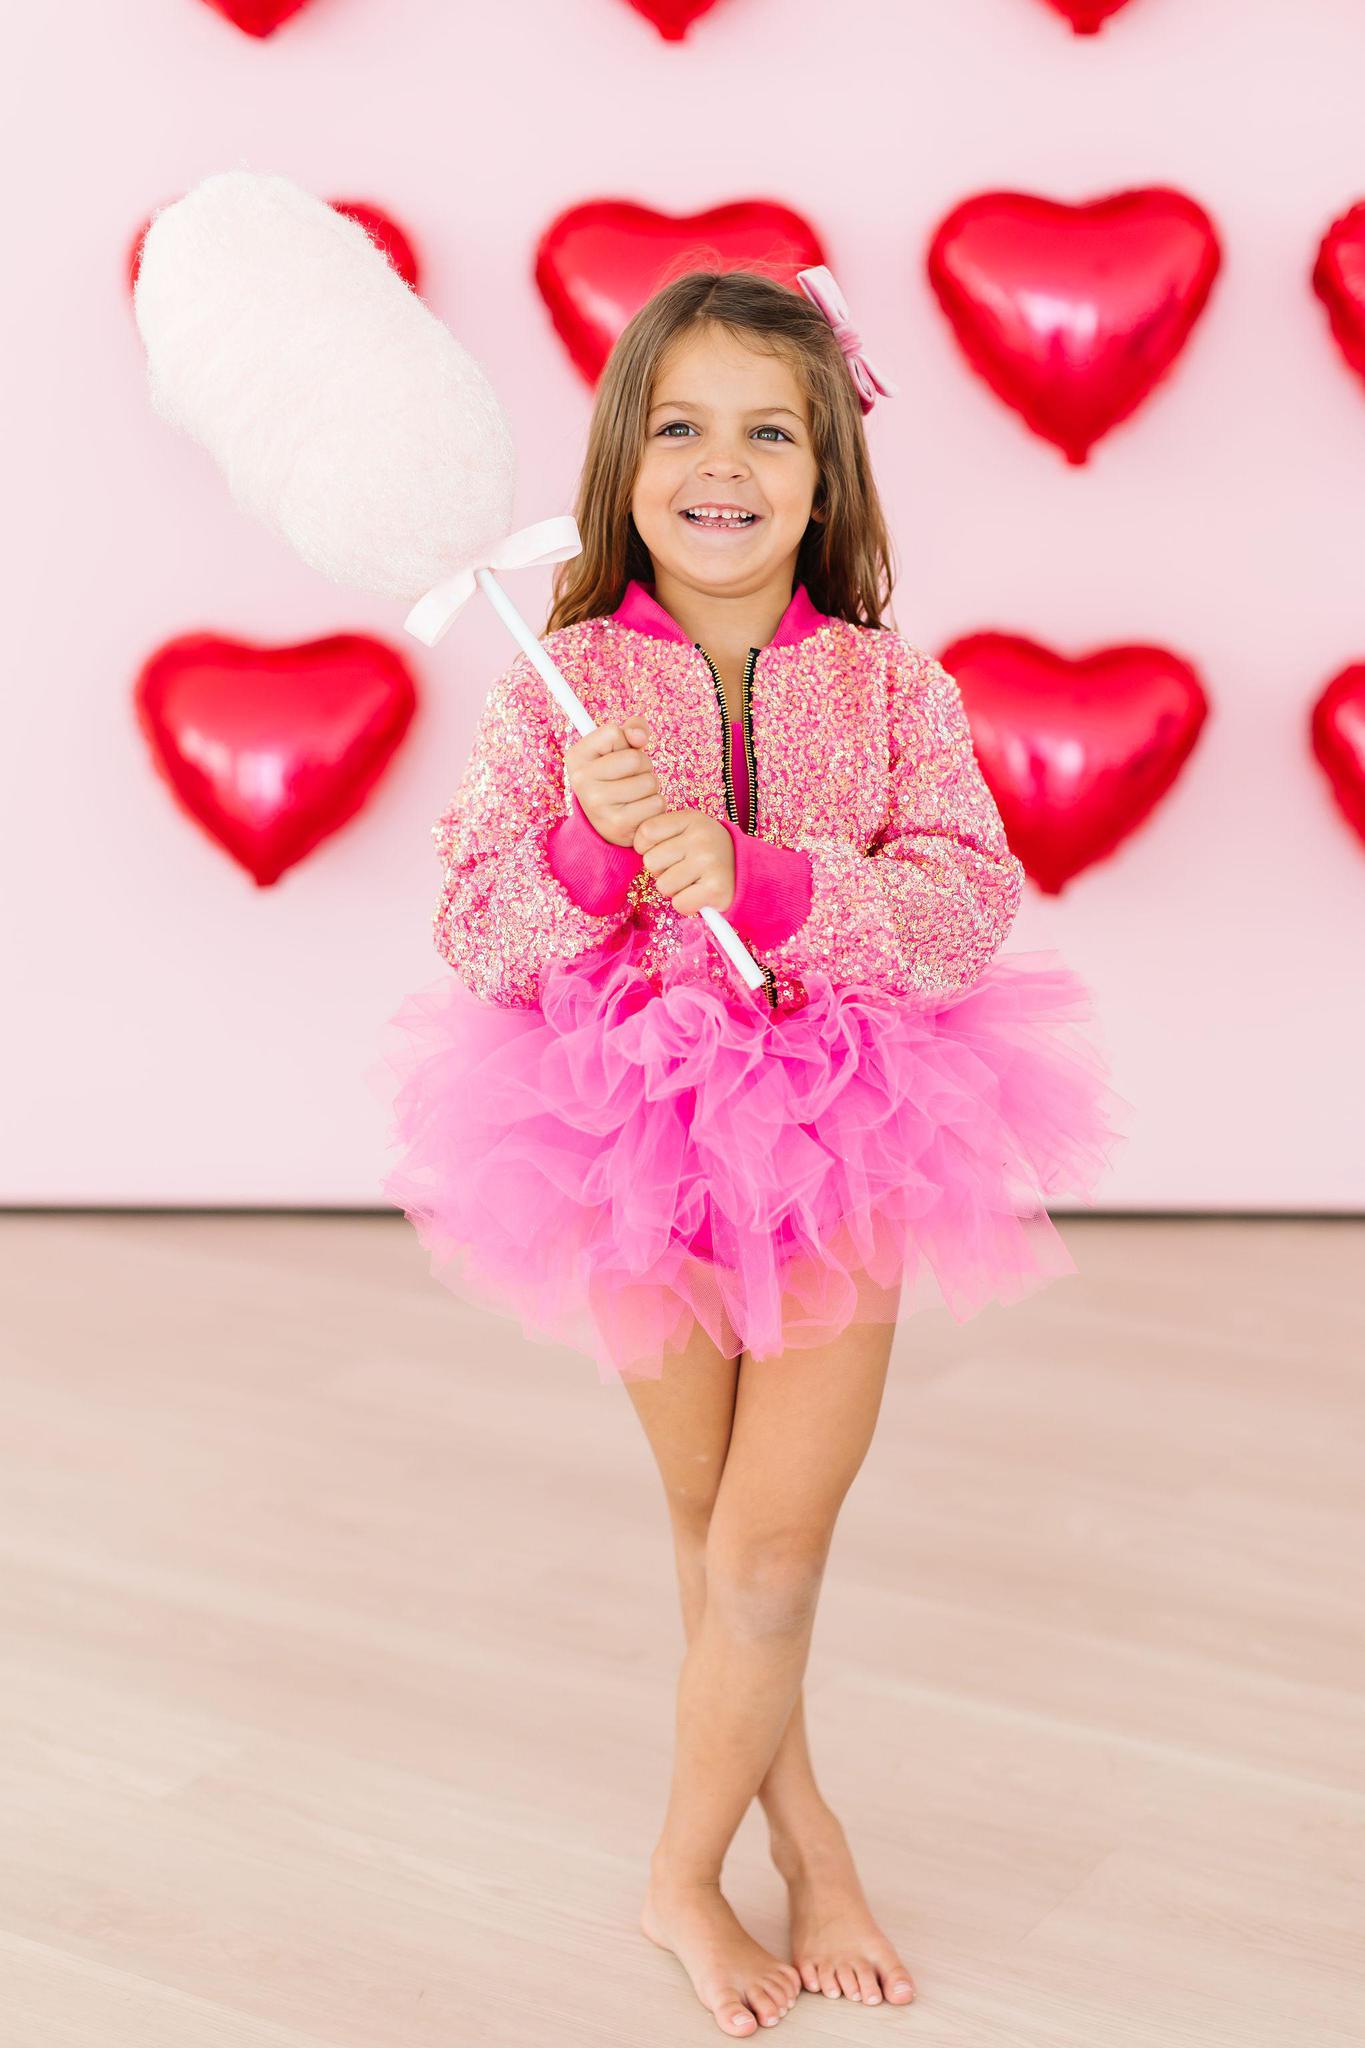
[378,267,1126,2035]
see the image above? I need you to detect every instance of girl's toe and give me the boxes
[855,1963,882,2004]
[835,1962,862,1999]
[749,1985,781,2026]
[764,1974,793,2013]
[884,1967,916,2003]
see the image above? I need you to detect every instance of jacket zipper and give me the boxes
[695,643,779,1010]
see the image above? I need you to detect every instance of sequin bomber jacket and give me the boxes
[431,577,1025,1014]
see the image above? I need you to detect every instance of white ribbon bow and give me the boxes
[404,513,583,647]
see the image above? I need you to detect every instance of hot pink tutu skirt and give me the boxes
[368,921,1131,1383]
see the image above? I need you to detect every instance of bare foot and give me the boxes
[771,1812,917,2007]
[641,1872,803,2034]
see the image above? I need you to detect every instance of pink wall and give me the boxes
[8,0,1365,1206]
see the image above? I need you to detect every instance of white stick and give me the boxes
[471,568,768,995]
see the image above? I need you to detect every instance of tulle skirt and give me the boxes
[368,920,1131,1383]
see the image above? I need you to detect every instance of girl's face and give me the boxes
[632,324,821,601]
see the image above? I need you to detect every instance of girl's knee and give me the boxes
[664,1449,727,1536]
[668,1489,718,1549]
[704,1526,830,1638]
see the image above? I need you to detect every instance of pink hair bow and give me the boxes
[795,264,898,414]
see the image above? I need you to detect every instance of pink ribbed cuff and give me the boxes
[720,817,813,947]
[546,797,643,913]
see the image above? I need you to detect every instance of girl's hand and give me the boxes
[633,808,736,917]
[565,717,664,848]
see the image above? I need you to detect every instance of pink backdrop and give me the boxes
[8,0,1365,1206]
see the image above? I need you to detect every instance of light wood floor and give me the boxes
[0,1214,1361,2047]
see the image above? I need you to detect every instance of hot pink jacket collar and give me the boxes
[610,578,829,650]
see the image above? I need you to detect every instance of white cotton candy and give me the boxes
[133,169,517,601]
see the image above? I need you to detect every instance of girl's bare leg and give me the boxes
[623,1320,800,2036]
[657,1419,918,2011]
[624,1310,914,2031]
[635,1393,850,1873]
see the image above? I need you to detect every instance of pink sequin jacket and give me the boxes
[431,577,1025,1014]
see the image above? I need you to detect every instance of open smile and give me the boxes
[678,508,763,540]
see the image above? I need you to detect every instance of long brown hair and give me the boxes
[545,268,899,635]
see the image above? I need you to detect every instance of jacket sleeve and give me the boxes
[546,790,644,912]
[431,647,642,1007]
[718,817,813,948]
[760,640,1025,1000]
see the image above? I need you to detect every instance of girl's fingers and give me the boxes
[620,778,663,809]
[620,792,667,828]
[573,718,649,760]
[599,778,661,835]
[666,880,711,915]
[637,813,689,859]
[596,754,657,789]
[641,839,686,878]
[648,851,727,912]
[581,722,627,756]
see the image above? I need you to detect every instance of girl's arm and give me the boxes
[550,802,812,948]
[431,647,642,1006]
[760,642,1025,1000]
[545,791,643,912]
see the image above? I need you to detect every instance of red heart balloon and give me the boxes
[928,189,1221,462]
[1312,202,1365,387]
[134,633,419,886]
[536,200,827,383]
[127,197,420,297]
[1312,666,1365,847]
[199,0,316,34]
[622,0,727,35]
[1036,0,1138,29]
[941,631,1209,894]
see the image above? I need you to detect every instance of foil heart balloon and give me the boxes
[928,189,1221,462]
[1311,665,1365,846]
[128,198,420,297]
[942,631,1209,893]
[134,632,418,885]
[536,200,827,382]
[1312,202,1365,386]
[199,0,317,34]
[623,0,727,34]
[1035,0,1138,28]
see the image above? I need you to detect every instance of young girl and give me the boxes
[376,267,1126,2035]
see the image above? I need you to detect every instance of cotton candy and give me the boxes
[133,168,516,600]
